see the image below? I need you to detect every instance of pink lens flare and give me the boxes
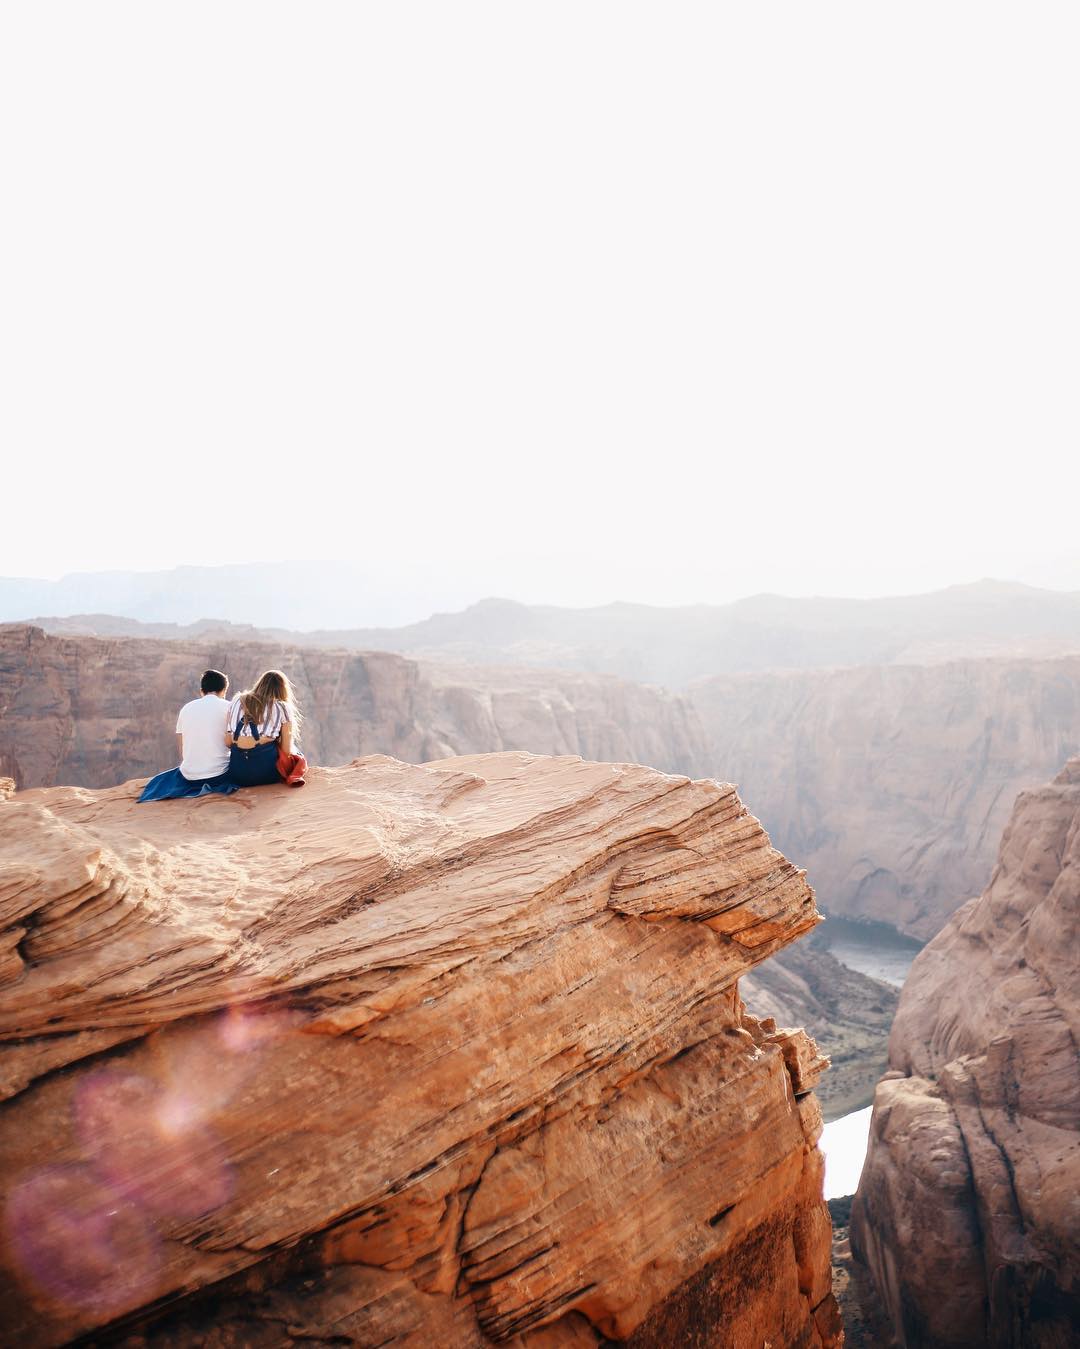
[145,1002,298,1120]
[74,1070,233,1221]
[217,1001,295,1054]
[4,1165,161,1315]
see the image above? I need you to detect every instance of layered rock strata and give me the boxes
[692,656,1080,938]
[0,625,706,790]
[851,757,1080,1347]
[0,752,839,1346]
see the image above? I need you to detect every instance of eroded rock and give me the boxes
[0,753,838,1346]
[851,757,1080,1347]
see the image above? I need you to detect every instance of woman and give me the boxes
[226,670,301,788]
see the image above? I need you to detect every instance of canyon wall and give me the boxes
[693,656,1080,938]
[0,625,707,790]
[851,757,1080,1347]
[0,753,839,1346]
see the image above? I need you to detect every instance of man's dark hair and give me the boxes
[201,669,229,695]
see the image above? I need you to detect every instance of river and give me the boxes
[815,917,923,1196]
[813,914,923,988]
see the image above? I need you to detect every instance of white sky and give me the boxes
[3,3,1079,610]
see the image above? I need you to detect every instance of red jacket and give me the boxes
[277,749,307,786]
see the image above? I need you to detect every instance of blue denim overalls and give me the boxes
[228,705,282,787]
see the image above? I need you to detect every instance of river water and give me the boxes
[814,914,923,988]
[815,917,924,1196]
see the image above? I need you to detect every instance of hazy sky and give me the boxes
[3,4,1078,610]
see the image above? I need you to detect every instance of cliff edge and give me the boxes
[0,753,839,1347]
[0,625,707,791]
[851,757,1080,1346]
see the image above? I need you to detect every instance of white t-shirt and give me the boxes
[176,695,231,780]
[227,697,291,740]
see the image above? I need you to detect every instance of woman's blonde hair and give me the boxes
[239,670,301,734]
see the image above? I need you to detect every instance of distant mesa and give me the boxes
[5,565,1080,685]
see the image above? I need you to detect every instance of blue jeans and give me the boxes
[139,768,239,802]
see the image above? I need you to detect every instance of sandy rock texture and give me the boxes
[692,655,1080,938]
[0,625,706,790]
[851,757,1080,1347]
[0,752,839,1347]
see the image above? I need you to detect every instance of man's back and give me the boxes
[176,696,230,781]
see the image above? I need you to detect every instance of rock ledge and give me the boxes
[0,753,837,1347]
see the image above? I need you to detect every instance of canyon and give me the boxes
[693,655,1080,939]
[15,607,1080,943]
[0,752,840,1346]
[743,939,899,1123]
[0,625,707,792]
[851,756,1080,1346]
[0,621,900,1121]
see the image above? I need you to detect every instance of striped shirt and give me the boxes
[229,697,291,739]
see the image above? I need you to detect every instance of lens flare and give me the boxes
[75,1071,233,1221]
[5,1165,161,1314]
[217,1002,292,1054]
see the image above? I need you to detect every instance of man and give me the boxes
[139,669,238,801]
[176,669,232,783]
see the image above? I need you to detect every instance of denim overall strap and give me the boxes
[234,701,262,740]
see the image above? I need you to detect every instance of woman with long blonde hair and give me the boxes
[225,670,301,787]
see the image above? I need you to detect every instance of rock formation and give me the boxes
[0,752,840,1347]
[743,943,899,1121]
[14,612,1080,945]
[0,625,707,791]
[851,757,1080,1347]
[692,655,1080,938]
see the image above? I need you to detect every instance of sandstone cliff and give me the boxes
[692,656,1080,938]
[0,625,706,791]
[851,757,1080,1347]
[0,753,839,1347]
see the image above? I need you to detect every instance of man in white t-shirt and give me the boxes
[175,670,232,782]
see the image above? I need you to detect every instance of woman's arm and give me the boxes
[279,719,293,756]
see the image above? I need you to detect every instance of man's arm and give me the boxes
[176,733,183,763]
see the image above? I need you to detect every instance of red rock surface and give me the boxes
[692,656,1080,938]
[0,753,838,1346]
[0,625,706,790]
[851,757,1080,1346]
